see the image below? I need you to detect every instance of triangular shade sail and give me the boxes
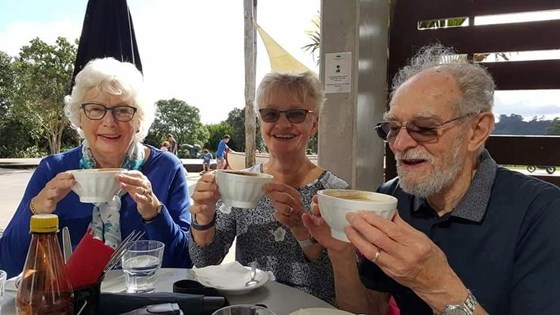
[256,22,312,73]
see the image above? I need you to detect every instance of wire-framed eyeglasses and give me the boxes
[258,108,314,124]
[374,113,476,143]
[81,103,137,122]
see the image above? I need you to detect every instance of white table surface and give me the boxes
[1,268,333,315]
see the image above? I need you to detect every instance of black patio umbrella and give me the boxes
[71,0,142,86]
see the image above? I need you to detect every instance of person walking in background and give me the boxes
[160,141,170,151]
[200,149,213,174]
[166,134,178,155]
[216,135,231,169]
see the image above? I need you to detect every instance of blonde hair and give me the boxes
[255,71,325,114]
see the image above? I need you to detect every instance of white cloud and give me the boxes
[0,0,319,124]
[0,19,82,56]
[2,1,556,124]
[494,90,560,120]
[129,0,320,124]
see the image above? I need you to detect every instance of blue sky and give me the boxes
[0,1,559,123]
[0,0,85,25]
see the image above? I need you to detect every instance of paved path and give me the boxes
[0,168,34,230]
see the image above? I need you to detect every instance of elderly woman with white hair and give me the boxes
[189,71,348,304]
[0,57,192,278]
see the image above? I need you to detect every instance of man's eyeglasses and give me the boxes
[258,108,314,124]
[81,103,137,122]
[374,113,475,143]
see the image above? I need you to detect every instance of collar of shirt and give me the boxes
[412,149,497,223]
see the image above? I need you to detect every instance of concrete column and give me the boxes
[319,0,389,190]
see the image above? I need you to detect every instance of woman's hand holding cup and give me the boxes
[31,172,76,214]
[190,172,221,225]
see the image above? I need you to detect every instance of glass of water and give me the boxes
[122,240,165,293]
[0,269,6,312]
[212,305,276,315]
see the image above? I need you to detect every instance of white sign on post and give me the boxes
[324,52,352,93]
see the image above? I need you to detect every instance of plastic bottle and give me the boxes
[16,214,74,315]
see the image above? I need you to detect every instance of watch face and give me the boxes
[443,306,468,315]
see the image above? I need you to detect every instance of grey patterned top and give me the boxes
[189,164,348,304]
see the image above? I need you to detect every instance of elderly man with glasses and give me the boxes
[0,57,193,278]
[304,44,560,315]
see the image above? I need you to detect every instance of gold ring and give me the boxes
[373,248,381,263]
[287,207,294,216]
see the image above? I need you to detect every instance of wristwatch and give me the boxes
[297,236,318,248]
[442,290,477,315]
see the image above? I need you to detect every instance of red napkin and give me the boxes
[66,231,114,289]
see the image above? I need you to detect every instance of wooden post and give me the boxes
[244,0,257,168]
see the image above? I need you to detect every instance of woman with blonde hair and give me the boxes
[189,71,348,304]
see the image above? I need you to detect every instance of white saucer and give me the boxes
[289,308,355,315]
[194,265,269,295]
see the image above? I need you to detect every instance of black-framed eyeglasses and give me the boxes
[374,113,476,143]
[258,108,314,124]
[81,103,137,122]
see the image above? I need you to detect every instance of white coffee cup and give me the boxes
[69,168,126,203]
[317,189,398,242]
[215,170,274,209]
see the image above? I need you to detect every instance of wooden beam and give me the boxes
[484,60,560,90]
[485,135,560,165]
[395,0,560,21]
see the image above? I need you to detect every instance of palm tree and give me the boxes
[302,11,320,65]
[303,13,509,63]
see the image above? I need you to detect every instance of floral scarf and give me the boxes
[80,140,145,248]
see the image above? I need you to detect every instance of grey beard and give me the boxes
[397,137,464,198]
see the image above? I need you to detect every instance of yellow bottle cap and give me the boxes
[30,214,59,233]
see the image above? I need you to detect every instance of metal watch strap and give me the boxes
[442,290,477,315]
[297,236,318,248]
[191,212,217,231]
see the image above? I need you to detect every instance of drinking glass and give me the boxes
[121,240,165,293]
[212,304,276,315]
[0,269,6,312]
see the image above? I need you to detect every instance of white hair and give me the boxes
[391,44,495,116]
[64,57,155,142]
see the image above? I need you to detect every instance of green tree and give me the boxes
[302,11,320,65]
[11,37,77,154]
[225,107,246,151]
[146,98,209,156]
[224,107,264,152]
[547,117,560,135]
[0,50,49,158]
[0,51,14,112]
